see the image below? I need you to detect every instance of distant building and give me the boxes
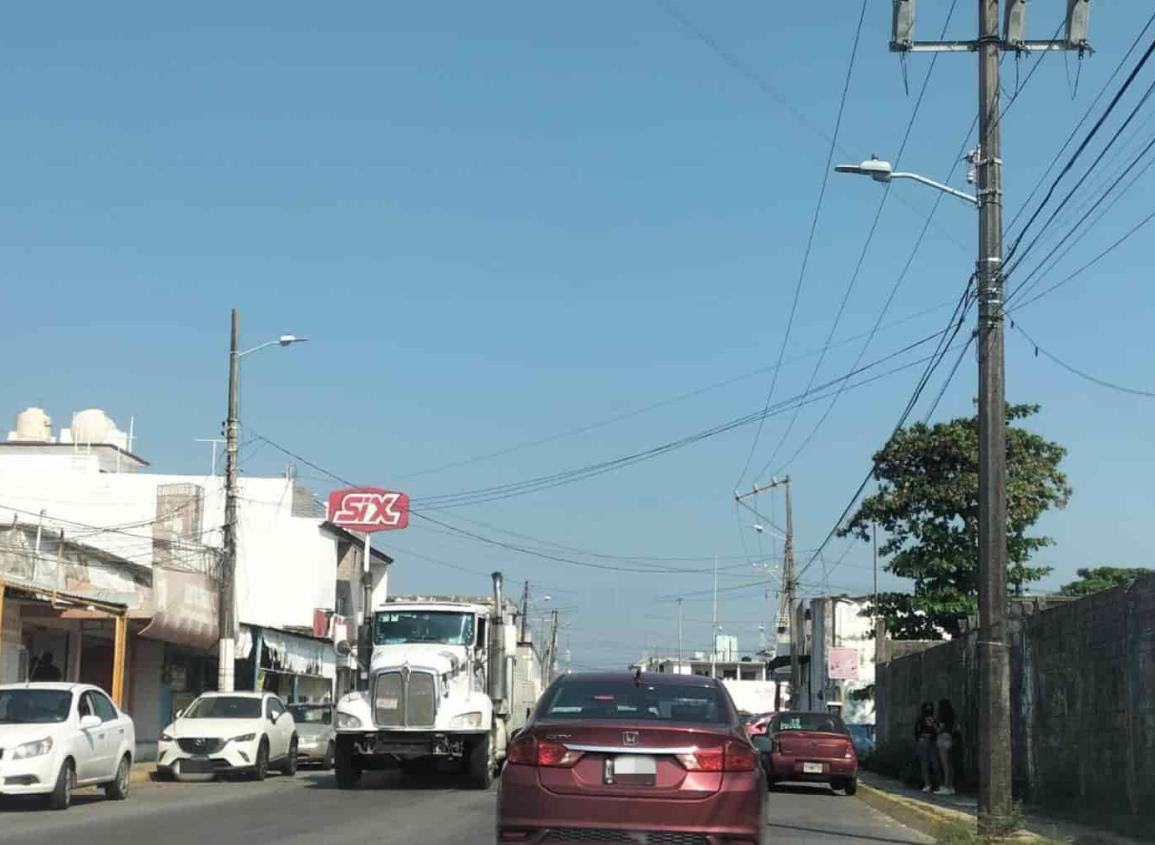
[792,595,876,724]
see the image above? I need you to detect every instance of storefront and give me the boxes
[237,625,336,704]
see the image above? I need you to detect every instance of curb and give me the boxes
[131,765,157,785]
[856,782,1047,843]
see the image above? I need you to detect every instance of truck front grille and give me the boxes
[374,669,437,728]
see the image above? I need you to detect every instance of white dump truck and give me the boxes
[333,572,543,788]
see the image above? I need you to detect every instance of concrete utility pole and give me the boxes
[519,581,530,642]
[676,597,684,672]
[219,308,241,693]
[887,1,1091,832]
[736,476,796,694]
[546,609,559,685]
[710,555,718,679]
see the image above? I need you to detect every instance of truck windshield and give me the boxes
[374,611,474,646]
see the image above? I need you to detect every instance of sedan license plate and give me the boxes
[608,754,657,786]
[180,758,214,774]
[803,762,824,774]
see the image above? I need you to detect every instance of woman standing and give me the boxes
[913,701,941,792]
[935,699,957,795]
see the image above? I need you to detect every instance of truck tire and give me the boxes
[466,736,493,790]
[335,735,362,790]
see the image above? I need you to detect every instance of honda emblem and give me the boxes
[622,731,639,747]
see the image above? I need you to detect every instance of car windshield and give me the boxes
[0,689,72,724]
[374,610,474,646]
[540,680,728,723]
[289,705,332,724]
[183,696,262,719]
[772,713,848,734]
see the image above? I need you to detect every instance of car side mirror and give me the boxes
[80,715,101,730]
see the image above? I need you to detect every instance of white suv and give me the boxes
[0,683,136,810]
[157,691,297,781]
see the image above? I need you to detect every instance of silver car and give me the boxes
[288,703,335,769]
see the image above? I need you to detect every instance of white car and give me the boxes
[0,683,136,810]
[156,691,298,781]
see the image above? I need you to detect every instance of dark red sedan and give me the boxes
[497,672,767,845]
[761,711,858,795]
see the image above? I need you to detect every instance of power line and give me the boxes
[1012,322,1155,399]
[732,0,871,489]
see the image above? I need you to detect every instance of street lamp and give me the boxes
[219,309,307,693]
[834,157,978,208]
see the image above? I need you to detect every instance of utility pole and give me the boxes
[888,2,1090,832]
[519,581,530,642]
[710,555,719,678]
[219,308,240,693]
[736,476,796,696]
[546,609,559,685]
[676,597,683,673]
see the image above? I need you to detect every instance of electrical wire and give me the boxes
[753,0,962,482]
[733,0,870,489]
[1012,322,1155,399]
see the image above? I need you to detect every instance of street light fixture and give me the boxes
[834,156,978,207]
[219,310,307,694]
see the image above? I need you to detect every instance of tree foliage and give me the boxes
[1059,566,1153,597]
[840,404,1071,639]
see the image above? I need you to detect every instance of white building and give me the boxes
[0,406,391,758]
[793,595,876,725]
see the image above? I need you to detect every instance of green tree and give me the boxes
[840,404,1071,639]
[1059,566,1153,597]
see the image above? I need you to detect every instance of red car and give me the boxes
[761,711,858,795]
[497,672,767,845]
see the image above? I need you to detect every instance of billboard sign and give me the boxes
[827,647,860,681]
[327,487,410,532]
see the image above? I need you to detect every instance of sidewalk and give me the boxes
[131,761,157,784]
[858,771,1149,845]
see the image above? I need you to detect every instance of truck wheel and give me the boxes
[466,736,493,790]
[335,735,362,790]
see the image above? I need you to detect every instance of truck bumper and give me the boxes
[343,730,488,763]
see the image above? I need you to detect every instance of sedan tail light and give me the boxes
[677,741,756,772]
[506,735,583,768]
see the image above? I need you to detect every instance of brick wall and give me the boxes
[876,575,1155,824]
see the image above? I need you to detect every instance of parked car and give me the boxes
[288,703,335,769]
[846,723,876,756]
[0,682,136,810]
[497,672,767,845]
[156,691,298,781]
[761,711,858,795]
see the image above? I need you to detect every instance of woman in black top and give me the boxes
[913,701,941,791]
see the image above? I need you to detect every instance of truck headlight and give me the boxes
[450,712,484,730]
[13,737,54,760]
[336,712,362,730]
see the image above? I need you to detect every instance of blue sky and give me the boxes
[3,3,1152,668]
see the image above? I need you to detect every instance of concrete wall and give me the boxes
[875,576,1155,824]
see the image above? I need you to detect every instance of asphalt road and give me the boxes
[0,771,932,845]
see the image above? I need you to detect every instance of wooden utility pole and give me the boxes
[736,476,797,696]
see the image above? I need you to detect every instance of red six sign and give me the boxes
[327,487,410,532]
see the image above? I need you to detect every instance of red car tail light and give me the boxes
[843,742,856,760]
[506,735,583,767]
[677,741,755,772]
[725,742,757,771]
[507,734,537,765]
[536,740,583,768]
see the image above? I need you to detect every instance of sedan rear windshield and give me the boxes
[772,713,847,734]
[541,681,728,723]
[184,697,262,719]
[289,705,331,724]
[0,689,72,724]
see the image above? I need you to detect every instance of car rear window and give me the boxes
[540,680,727,723]
[772,713,847,734]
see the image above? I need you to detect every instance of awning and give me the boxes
[139,567,218,650]
[238,625,335,680]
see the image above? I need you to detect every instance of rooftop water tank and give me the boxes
[11,407,53,442]
[70,408,116,445]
